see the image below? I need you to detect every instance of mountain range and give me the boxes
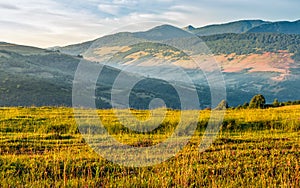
[1,19,300,108]
[186,19,300,35]
[185,20,269,35]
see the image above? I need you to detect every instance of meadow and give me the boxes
[0,106,299,187]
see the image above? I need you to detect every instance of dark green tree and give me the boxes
[242,102,249,109]
[273,98,280,107]
[236,105,242,109]
[249,94,266,109]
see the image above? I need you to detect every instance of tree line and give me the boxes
[218,94,300,110]
[202,33,300,61]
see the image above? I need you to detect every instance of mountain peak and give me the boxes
[148,24,183,32]
[183,25,196,31]
[135,24,193,40]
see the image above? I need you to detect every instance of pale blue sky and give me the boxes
[0,0,299,47]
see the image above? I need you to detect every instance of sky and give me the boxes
[0,0,299,48]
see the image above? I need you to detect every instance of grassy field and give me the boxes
[0,106,299,187]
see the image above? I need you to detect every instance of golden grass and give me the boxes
[0,106,299,187]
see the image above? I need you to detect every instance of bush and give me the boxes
[249,94,266,109]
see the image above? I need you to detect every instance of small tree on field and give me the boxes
[242,102,249,109]
[273,98,280,107]
[215,100,228,110]
[249,94,266,109]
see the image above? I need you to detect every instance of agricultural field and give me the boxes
[0,106,299,187]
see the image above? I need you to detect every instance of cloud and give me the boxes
[0,3,19,10]
[112,0,138,5]
[169,5,200,12]
[0,0,299,47]
[97,0,139,16]
[0,0,111,47]
[98,4,120,15]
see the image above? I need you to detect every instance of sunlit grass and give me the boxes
[0,106,299,187]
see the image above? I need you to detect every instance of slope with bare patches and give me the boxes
[215,51,295,81]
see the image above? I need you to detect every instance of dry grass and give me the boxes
[0,106,299,187]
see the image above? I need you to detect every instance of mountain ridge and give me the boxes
[187,20,269,36]
[247,20,300,34]
[54,19,300,55]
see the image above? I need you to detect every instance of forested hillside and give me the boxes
[202,33,300,60]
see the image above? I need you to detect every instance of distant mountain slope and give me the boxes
[0,45,81,107]
[0,42,46,55]
[202,33,300,60]
[4,21,300,109]
[51,40,94,56]
[57,25,300,63]
[248,20,300,34]
[189,20,269,36]
[56,20,300,57]
[1,43,198,109]
[42,23,300,106]
[53,25,193,57]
